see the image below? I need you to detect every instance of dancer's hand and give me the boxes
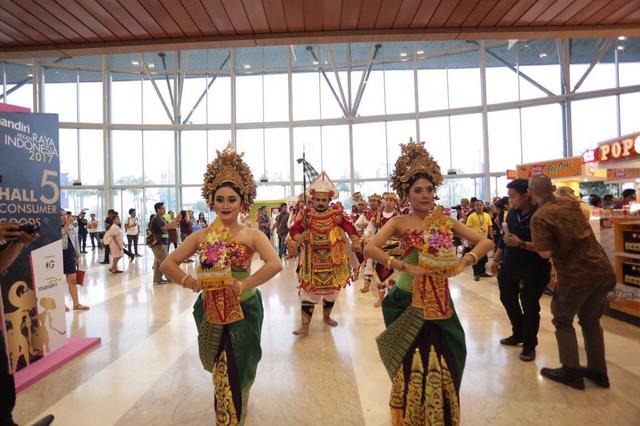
[450,261,467,277]
[404,263,427,278]
[231,280,244,297]
[184,276,201,292]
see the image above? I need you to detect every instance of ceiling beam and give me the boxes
[1,24,639,59]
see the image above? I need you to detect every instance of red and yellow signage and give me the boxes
[596,133,640,164]
[606,168,640,180]
[516,157,583,179]
[506,169,517,179]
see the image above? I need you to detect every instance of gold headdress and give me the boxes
[391,138,443,198]
[382,191,398,202]
[201,144,257,208]
[368,193,382,203]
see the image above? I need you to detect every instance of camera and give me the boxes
[19,224,40,235]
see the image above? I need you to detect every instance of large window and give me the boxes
[5,36,638,218]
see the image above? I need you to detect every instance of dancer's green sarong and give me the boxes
[377,248,466,426]
[193,268,263,425]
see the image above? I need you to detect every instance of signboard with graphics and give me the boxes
[0,112,64,373]
[596,132,640,164]
[606,168,640,180]
[516,157,583,179]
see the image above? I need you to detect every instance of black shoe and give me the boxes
[31,414,55,426]
[480,272,492,278]
[81,250,88,253]
[474,275,480,281]
[99,261,109,265]
[500,335,524,346]
[135,254,143,257]
[540,366,585,390]
[154,279,169,285]
[579,367,610,388]
[543,286,555,295]
[519,348,536,362]
[129,254,135,262]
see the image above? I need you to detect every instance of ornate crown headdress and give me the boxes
[307,171,339,200]
[201,144,257,208]
[391,138,443,198]
[382,191,398,202]
[368,193,382,203]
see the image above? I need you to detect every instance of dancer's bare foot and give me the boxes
[292,324,309,336]
[373,299,383,308]
[360,281,371,293]
[323,316,338,327]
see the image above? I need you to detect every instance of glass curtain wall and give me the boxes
[2,38,639,221]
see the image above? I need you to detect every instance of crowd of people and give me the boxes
[37,145,630,425]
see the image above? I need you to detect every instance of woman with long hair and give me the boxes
[364,140,492,425]
[160,146,282,425]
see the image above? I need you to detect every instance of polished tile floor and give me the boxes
[15,246,640,425]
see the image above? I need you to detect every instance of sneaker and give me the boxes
[519,348,536,362]
[500,335,524,346]
[480,272,493,278]
[540,366,585,390]
[154,279,169,285]
[135,254,143,257]
[579,367,610,388]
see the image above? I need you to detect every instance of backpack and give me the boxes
[145,225,158,247]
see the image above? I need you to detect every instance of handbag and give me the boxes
[76,269,86,286]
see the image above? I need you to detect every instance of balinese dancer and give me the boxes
[289,172,361,336]
[368,191,402,308]
[364,140,492,426]
[285,194,305,259]
[351,192,364,221]
[357,193,382,293]
[160,146,282,425]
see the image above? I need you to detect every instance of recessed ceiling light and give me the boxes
[618,36,627,41]
[27,73,33,77]
[400,52,407,57]
[131,61,139,65]
[312,61,319,65]
[244,64,251,69]
[539,53,547,58]
[148,63,155,68]
[417,50,424,55]
[324,61,328,65]
[618,45,625,50]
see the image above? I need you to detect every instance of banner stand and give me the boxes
[15,337,101,392]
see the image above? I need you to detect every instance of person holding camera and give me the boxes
[61,211,89,311]
[0,223,55,426]
[77,211,88,254]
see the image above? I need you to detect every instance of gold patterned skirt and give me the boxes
[377,286,466,426]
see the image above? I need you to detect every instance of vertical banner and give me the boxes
[0,112,63,373]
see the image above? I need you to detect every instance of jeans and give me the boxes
[89,232,99,249]
[278,233,287,257]
[79,232,87,251]
[498,266,549,349]
[127,234,139,255]
[151,244,168,283]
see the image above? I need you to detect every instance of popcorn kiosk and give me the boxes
[589,132,640,325]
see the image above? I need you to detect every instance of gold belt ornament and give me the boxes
[200,268,244,325]
[412,255,455,320]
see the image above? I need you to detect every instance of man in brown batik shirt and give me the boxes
[529,176,615,390]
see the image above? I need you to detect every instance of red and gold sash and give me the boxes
[198,219,244,325]
[412,208,458,320]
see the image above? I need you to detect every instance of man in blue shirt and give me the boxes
[491,179,551,362]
